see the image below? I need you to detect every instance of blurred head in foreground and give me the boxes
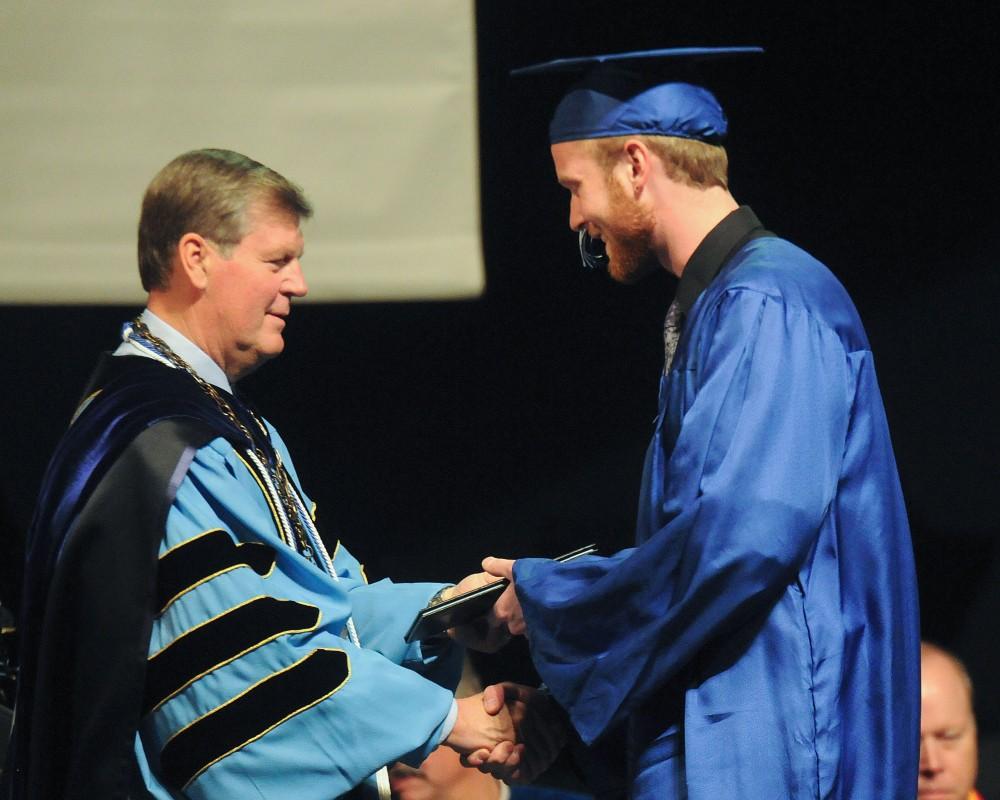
[919,642,978,800]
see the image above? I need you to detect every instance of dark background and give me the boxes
[2,0,998,787]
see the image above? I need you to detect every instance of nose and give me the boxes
[283,259,308,299]
[919,739,942,775]
[568,195,584,233]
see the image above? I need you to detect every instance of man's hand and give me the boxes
[464,682,568,784]
[443,692,515,755]
[444,571,511,653]
[482,557,526,636]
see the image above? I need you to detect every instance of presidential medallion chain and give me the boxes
[126,318,317,565]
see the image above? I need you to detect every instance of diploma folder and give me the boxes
[403,544,598,643]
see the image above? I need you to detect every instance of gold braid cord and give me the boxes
[129,318,315,562]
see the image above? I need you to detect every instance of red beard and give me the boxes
[602,178,659,284]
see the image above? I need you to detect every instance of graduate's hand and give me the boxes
[482,557,526,636]
[444,692,515,755]
[464,682,568,783]
[444,571,511,653]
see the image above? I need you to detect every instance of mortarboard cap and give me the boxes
[511,46,764,145]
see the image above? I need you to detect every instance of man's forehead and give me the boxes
[551,140,598,175]
[245,199,301,229]
[238,207,304,256]
[922,654,973,709]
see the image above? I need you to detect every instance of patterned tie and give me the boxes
[663,298,683,374]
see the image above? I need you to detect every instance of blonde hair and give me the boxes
[589,135,729,190]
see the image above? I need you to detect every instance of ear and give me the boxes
[622,139,653,194]
[176,232,213,291]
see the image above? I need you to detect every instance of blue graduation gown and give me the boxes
[514,231,920,798]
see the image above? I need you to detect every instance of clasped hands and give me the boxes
[444,682,566,784]
[443,557,558,783]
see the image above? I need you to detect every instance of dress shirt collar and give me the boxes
[115,308,233,394]
[675,205,765,315]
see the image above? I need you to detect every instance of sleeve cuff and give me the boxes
[436,698,459,746]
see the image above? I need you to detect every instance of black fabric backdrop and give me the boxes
[1,0,997,788]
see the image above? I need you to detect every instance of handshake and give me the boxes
[443,681,567,784]
[436,557,564,784]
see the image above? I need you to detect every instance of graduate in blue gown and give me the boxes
[478,49,920,798]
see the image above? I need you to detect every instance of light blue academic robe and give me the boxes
[133,402,461,798]
[5,309,462,800]
[110,311,462,800]
[514,230,920,798]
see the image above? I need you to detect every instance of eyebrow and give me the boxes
[267,246,304,260]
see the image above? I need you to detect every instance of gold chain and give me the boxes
[129,318,315,561]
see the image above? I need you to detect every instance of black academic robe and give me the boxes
[2,355,245,800]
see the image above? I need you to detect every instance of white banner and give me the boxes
[0,1,483,303]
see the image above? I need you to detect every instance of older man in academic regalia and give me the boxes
[2,149,545,800]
